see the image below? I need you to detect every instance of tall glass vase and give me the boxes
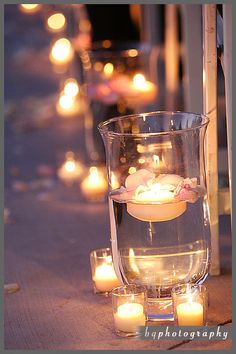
[78,41,158,163]
[99,111,211,321]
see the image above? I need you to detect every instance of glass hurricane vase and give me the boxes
[98,111,211,321]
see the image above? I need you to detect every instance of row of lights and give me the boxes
[19,4,109,202]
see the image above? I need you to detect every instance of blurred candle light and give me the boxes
[128,49,138,57]
[19,4,41,13]
[50,38,74,66]
[128,166,137,175]
[47,13,66,32]
[63,78,79,97]
[81,166,108,202]
[58,152,84,186]
[94,61,104,72]
[103,63,114,78]
[133,73,146,89]
[56,92,80,117]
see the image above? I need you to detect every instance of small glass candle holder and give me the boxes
[111,285,147,337]
[171,284,208,326]
[90,248,120,295]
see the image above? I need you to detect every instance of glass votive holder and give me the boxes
[90,248,120,295]
[111,285,147,337]
[171,284,208,326]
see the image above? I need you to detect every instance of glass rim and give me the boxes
[98,111,210,138]
[171,283,207,296]
[90,247,111,257]
[111,284,147,296]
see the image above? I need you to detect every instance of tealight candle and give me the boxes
[80,166,108,201]
[112,285,147,337]
[93,262,120,293]
[172,284,207,326]
[57,152,84,186]
[114,303,146,333]
[90,248,120,295]
[176,301,204,326]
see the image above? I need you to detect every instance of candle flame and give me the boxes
[89,166,100,184]
[65,160,76,172]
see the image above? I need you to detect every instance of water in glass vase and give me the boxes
[109,196,210,321]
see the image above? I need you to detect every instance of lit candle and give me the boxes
[109,73,157,107]
[50,38,74,66]
[176,300,204,326]
[80,166,108,201]
[56,92,81,117]
[57,152,84,186]
[103,62,114,78]
[126,169,186,222]
[114,302,146,333]
[63,78,79,97]
[19,4,41,13]
[93,257,120,293]
[46,13,66,32]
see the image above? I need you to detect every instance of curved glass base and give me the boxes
[147,297,174,321]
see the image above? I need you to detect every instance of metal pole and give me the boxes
[202,4,220,275]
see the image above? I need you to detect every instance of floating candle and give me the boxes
[80,166,108,201]
[125,73,157,107]
[114,303,146,333]
[176,301,204,326]
[125,169,186,222]
[108,73,157,107]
